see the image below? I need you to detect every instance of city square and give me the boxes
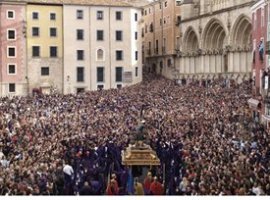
[0,0,270,196]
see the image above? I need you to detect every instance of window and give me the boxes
[97,85,104,90]
[50,46,57,57]
[77,67,84,82]
[115,67,123,82]
[164,1,167,7]
[116,11,122,20]
[77,29,84,40]
[50,13,56,20]
[144,10,147,15]
[7,29,16,40]
[97,11,103,20]
[8,64,16,75]
[32,46,40,57]
[135,32,138,40]
[97,30,104,41]
[135,13,138,21]
[50,28,57,37]
[77,50,84,60]
[97,49,104,61]
[97,67,104,82]
[9,83,15,93]
[116,30,122,41]
[116,50,123,60]
[32,27,39,37]
[32,12,39,20]
[135,51,138,60]
[77,88,85,93]
[135,67,138,77]
[41,67,49,76]
[7,47,16,57]
[7,10,15,19]
[77,10,83,19]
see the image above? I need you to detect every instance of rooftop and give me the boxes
[0,0,134,7]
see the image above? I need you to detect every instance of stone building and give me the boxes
[143,0,253,83]
[250,0,270,127]
[0,0,27,96]
[0,0,143,96]
[142,0,181,78]
[63,0,142,93]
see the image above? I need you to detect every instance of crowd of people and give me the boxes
[0,71,269,195]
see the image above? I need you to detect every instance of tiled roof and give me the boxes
[0,0,134,7]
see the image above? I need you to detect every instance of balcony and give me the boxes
[162,46,166,54]
[147,49,151,56]
[175,16,181,26]
[155,48,159,55]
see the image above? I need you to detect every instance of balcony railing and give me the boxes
[162,46,166,54]
[155,48,159,54]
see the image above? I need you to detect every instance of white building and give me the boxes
[63,1,142,94]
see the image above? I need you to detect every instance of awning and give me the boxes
[248,98,260,109]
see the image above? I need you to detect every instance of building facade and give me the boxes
[142,0,181,78]
[0,0,143,96]
[26,2,63,94]
[251,0,270,127]
[142,0,253,83]
[0,1,27,96]
[63,3,142,93]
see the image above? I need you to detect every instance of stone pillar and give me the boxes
[191,57,195,74]
[195,56,199,73]
[240,52,246,73]
[228,52,234,73]
[216,55,221,73]
[206,54,210,73]
[184,57,188,74]
[201,55,205,74]
[210,55,215,73]
[246,51,252,73]
[233,52,238,73]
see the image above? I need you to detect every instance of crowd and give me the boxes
[0,71,269,195]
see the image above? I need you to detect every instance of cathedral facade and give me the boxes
[143,0,253,83]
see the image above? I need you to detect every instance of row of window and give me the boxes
[7,9,138,22]
[6,82,124,93]
[77,10,138,22]
[5,63,139,79]
[41,66,138,82]
[143,1,168,16]
[31,28,138,41]
[6,46,139,61]
[7,28,138,42]
[32,46,58,57]
[7,10,56,20]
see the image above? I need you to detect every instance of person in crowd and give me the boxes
[0,71,269,195]
[134,177,144,195]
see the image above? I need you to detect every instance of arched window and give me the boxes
[97,49,104,61]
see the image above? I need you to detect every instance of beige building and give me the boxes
[142,0,181,78]
[63,1,143,94]
[143,0,253,83]
[26,2,63,94]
